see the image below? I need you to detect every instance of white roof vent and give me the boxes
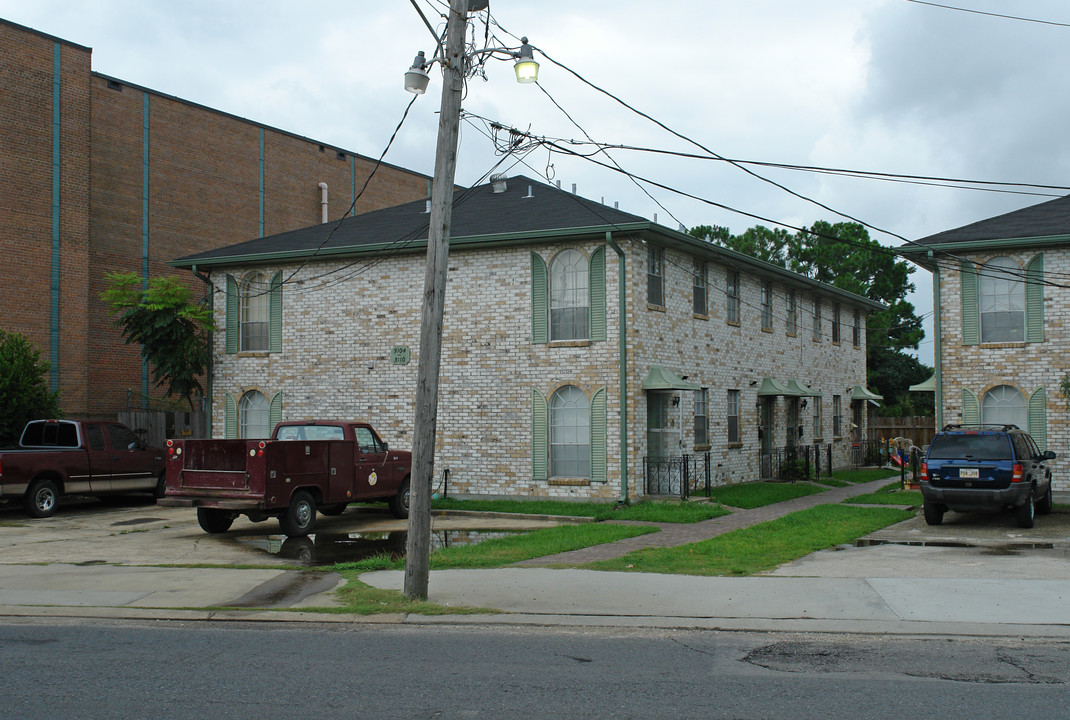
[491,174,507,193]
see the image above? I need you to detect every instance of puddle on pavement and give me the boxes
[234,529,521,566]
[110,517,165,527]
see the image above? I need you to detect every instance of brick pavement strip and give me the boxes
[515,477,902,566]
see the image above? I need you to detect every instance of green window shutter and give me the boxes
[269,271,283,353]
[590,387,607,483]
[531,253,548,344]
[269,391,283,435]
[532,388,548,481]
[224,392,238,439]
[961,388,979,426]
[959,261,979,346]
[225,275,239,354]
[1028,387,1047,451]
[1026,254,1045,343]
[589,246,607,342]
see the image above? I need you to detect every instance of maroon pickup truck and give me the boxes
[160,420,412,537]
[0,419,166,518]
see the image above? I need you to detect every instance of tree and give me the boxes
[691,220,931,415]
[0,331,63,447]
[101,273,214,412]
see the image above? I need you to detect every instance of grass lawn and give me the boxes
[832,468,903,484]
[431,497,729,523]
[846,481,924,506]
[706,481,825,509]
[584,504,914,576]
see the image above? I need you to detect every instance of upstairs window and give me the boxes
[549,249,589,341]
[726,270,740,324]
[760,280,772,331]
[226,271,282,354]
[692,258,707,315]
[979,256,1025,343]
[240,273,270,351]
[647,247,664,306]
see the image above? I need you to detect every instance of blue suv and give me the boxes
[920,424,1056,528]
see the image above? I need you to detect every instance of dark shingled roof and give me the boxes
[171,175,649,267]
[910,193,1070,248]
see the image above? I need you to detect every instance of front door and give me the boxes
[647,391,682,494]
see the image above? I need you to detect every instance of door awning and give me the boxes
[851,384,883,406]
[756,377,793,396]
[642,366,701,391]
[786,378,822,397]
[909,374,936,392]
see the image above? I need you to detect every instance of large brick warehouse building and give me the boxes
[0,18,431,419]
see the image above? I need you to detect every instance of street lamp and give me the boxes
[400,0,538,601]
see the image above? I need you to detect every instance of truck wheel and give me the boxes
[1037,483,1053,515]
[154,473,167,500]
[922,500,944,526]
[24,479,60,518]
[390,478,410,519]
[197,508,234,534]
[280,491,316,537]
[318,503,347,516]
[1015,492,1035,529]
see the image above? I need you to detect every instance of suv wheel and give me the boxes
[923,501,945,526]
[1037,483,1053,515]
[1015,491,1035,529]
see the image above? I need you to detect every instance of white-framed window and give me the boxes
[694,388,708,446]
[550,385,591,478]
[727,389,740,443]
[832,394,841,437]
[832,303,841,344]
[240,273,270,351]
[693,258,707,316]
[239,390,270,438]
[812,298,822,341]
[786,289,797,335]
[549,249,589,341]
[726,270,740,324]
[647,246,664,306]
[760,280,772,331]
[979,256,1025,343]
[981,385,1027,428]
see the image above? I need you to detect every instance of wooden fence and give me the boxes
[866,416,936,449]
[118,410,207,448]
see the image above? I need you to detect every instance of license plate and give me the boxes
[959,468,979,479]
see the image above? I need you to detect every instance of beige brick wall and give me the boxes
[937,248,1069,493]
[210,234,873,500]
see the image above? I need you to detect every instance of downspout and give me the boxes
[192,265,214,438]
[318,182,329,223]
[929,250,942,428]
[606,231,629,503]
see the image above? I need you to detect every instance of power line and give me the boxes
[906,0,1070,28]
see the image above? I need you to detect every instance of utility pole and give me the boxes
[404,0,469,601]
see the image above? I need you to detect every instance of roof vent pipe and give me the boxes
[571,183,577,194]
[614,201,619,209]
[524,185,534,199]
[423,199,431,214]
[556,180,561,189]
[491,174,507,193]
[318,182,329,223]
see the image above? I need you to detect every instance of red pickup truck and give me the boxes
[160,420,412,537]
[0,419,166,517]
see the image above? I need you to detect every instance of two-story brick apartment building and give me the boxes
[901,193,1069,494]
[171,176,883,500]
[0,18,431,418]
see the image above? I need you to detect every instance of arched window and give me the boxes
[549,385,590,478]
[549,249,589,341]
[979,257,1024,343]
[981,385,1026,429]
[239,390,270,438]
[241,272,270,351]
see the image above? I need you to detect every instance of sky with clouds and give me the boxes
[4,0,1069,365]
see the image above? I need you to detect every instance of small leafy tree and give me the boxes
[0,330,63,447]
[101,272,214,412]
